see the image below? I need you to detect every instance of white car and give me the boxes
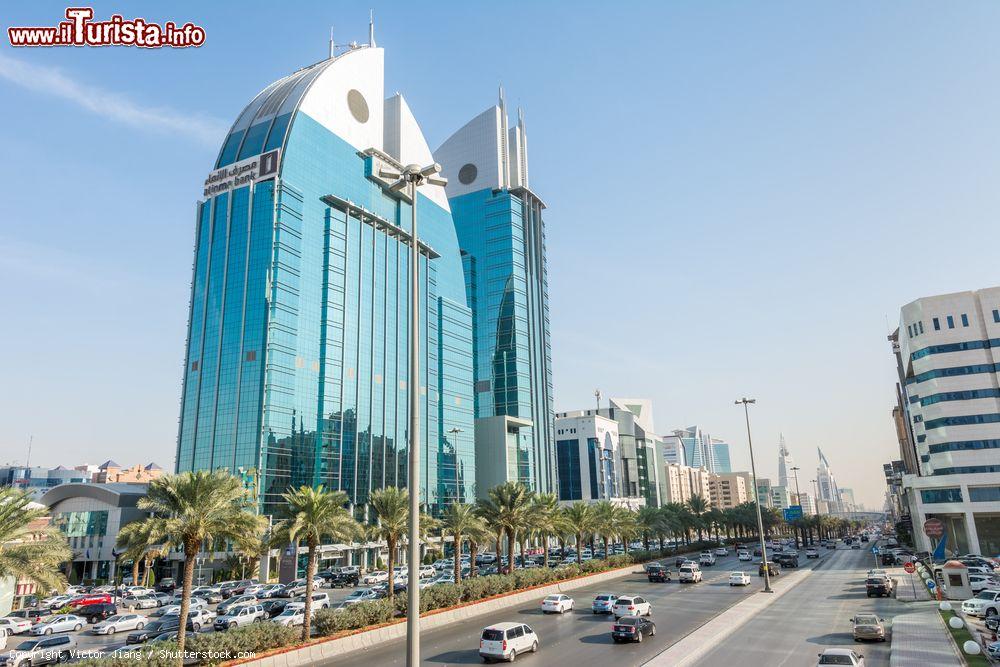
[970,574,1000,594]
[679,564,703,583]
[168,596,207,610]
[30,615,84,635]
[738,551,752,562]
[817,648,865,666]
[165,609,214,631]
[962,590,1000,617]
[39,596,73,610]
[271,608,313,627]
[0,617,32,636]
[611,595,651,619]
[92,614,146,635]
[123,586,154,597]
[729,571,752,586]
[243,584,267,597]
[419,565,437,579]
[699,552,716,566]
[362,571,389,585]
[342,588,380,606]
[479,622,539,662]
[540,594,574,614]
[715,547,728,556]
[293,592,330,609]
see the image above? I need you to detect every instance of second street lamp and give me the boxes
[735,397,772,593]
[378,161,447,667]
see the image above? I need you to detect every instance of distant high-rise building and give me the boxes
[434,88,555,497]
[839,487,857,512]
[661,434,686,466]
[676,426,721,472]
[710,439,732,473]
[777,434,794,490]
[816,447,841,512]
[755,477,774,508]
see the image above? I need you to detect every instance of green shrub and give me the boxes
[184,622,299,663]
[73,644,179,667]
[314,599,395,637]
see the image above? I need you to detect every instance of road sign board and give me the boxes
[783,505,803,521]
[927,579,936,589]
[871,546,879,554]
[924,518,945,538]
[904,562,916,573]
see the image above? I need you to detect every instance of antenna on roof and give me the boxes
[329,26,336,58]
[369,9,376,48]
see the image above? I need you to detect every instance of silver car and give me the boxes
[2,635,76,666]
[92,614,146,635]
[29,616,84,636]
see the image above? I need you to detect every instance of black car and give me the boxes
[866,577,892,598]
[675,557,687,568]
[154,578,176,593]
[861,535,870,543]
[261,599,289,619]
[758,562,780,577]
[78,602,118,624]
[612,615,656,643]
[647,566,671,583]
[329,571,360,588]
[773,554,799,568]
[373,582,407,599]
[753,547,763,557]
[126,617,191,644]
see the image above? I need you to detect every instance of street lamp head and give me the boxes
[419,162,442,177]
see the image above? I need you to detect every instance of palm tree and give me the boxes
[0,487,70,594]
[271,485,359,641]
[592,501,618,558]
[616,507,639,554]
[368,487,410,603]
[475,500,506,571]
[528,493,561,568]
[686,495,709,541]
[116,521,164,587]
[636,506,660,551]
[704,507,726,544]
[464,518,492,577]
[481,482,533,571]
[561,502,593,564]
[137,470,265,661]
[440,503,486,584]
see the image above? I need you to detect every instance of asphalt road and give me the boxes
[694,542,903,667]
[324,546,834,667]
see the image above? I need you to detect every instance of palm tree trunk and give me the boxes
[176,546,197,665]
[387,537,396,604]
[519,535,526,572]
[469,539,479,577]
[454,533,462,584]
[507,529,516,572]
[132,560,140,588]
[576,533,583,565]
[302,538,317,642]
[603,536,609,559]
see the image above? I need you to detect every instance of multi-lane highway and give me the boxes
[324,546,836,667]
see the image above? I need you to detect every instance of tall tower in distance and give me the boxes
[434,88,555,498]
[777,434,794,490]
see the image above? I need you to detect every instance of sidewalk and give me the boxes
[887,566,932,601]
[889,606,963,667]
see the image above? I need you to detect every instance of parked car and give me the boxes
[962,590,1000,618]
[217,595,258,616]
[729,571,752,586]
[478,622,538,663]
[214,604,265,630]
[271,608,311,627]
[361,571,389,585]
[293,592,330,609]
[611,615,656,643]
[29,615,84,635]
[612,596,651,619]
[152,592,174,606]
[154,578,176,593]
[591,594,618,615]
[125,617,186,645]
[1,635,76,667]
[0,618,32,636]
[969,574,1000,594]
[165,609,214,631]
[126,595,160,610]
[540,594,574,614]
[851,613,886,642]
[342,589,380,606]
[679,564,703,583]
[329,571,360,588]
[168,595,207,610]
[647,565,671,583]
[817,648,866,665]
[192,590,223,605]
[261,599,289,619]
[92,614,146,635]
[257,584,286,598]
[38,596,72,611]
[77,603,118,624]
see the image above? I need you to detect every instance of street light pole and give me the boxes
[790,465,803,547]
[735,398,772,593]
[379,162,447,667]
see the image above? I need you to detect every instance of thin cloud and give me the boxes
[0,53,227,146]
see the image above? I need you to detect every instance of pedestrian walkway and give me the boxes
[889,607,962,667]
[888,566,932,601]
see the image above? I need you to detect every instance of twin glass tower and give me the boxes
[175,40,554,518]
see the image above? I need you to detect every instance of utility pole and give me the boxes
[790,465,803,546]
[735,398,772,593]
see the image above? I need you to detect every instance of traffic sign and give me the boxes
[904,562,916,573]
[924,518,945,538]
[871,546,879,554]
[783,505,803,521]
[927,579,936,589]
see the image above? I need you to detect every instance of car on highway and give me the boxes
[29,615,84,636]
[1,635,76,667]
[647,565,671,583]
[611,615,656,643]
[816,648,866,665]
[679,564,703,583]
[851,542,861,550]
[612,596,651,619]
[738,550,752,562]
[699,551,716,566]
[479,622,538,663]
[773,553,799,568]
[806,548,819,559]
[591,594,618,614]
[540,594,574,614]
[0,618,32,637]
[758,562,780,577]
[865,577,892,598]
[714,547,728,556]
[91,614,146,635]
[729,571,751,586]
[962,590,1000,617]
[851,613,886,642]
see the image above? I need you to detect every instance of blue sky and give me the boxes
[3,1,1000,507]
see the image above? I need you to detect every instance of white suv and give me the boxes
[699,551,716,566]
[963,590,1000,618]
[612,595,651,618]
[679,564,703,583]
[479,623,539,662]
[214,604,265,630]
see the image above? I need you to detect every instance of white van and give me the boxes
[679,563,703,583]
[479,622,539,662]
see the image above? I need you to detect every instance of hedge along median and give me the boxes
[227,545,718,667]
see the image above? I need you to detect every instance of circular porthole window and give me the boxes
[347,89,369,123]
[458,163,478,185]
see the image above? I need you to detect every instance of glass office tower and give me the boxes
[434,90,556,496]
[175,43,475,518]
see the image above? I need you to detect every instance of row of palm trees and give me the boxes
[2,472,864,666]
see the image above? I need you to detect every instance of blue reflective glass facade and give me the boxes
[177,67,475,517]
[450,188,556,493]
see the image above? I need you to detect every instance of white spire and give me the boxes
[368,9,376,47]
[328,26,335,59]
[498,84,510,189]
